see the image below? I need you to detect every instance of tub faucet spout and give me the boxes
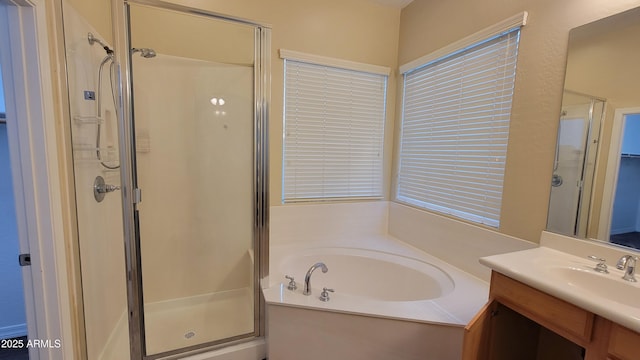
[303,262,328,295]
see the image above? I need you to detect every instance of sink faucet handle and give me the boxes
[284,275,297,291]
[319,287,334,302]
[587,255,609,273]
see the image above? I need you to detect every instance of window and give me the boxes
[282,50,388,202]
[396,13,526,227]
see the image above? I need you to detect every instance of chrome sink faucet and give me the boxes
[616,255,638,282]
[303,262,328,295]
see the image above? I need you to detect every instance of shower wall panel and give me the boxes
[62,1,130,359]
[133,55,254,303]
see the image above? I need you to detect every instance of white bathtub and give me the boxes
[280,247,454,301]
[262,236,489,360]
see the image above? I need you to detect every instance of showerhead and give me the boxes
[131,48,157,58]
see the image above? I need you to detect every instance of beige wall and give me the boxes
[62,0,640,245]
[128,3,255,65]
[170,0,402,204]
[398,0,640,242]
[66,0,112,44]
[565,7,640,109]
[48,0,640,356]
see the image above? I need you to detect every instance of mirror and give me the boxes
[547,6,640,251]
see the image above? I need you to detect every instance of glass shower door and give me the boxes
[126,3,262,356]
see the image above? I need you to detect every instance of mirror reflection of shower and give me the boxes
[547,90,605,238]
[551,110,568,188]
[87,32,156,170]
[131,48,157,58]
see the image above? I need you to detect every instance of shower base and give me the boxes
[144,287,254,355]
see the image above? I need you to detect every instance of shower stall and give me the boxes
[547,90,605,238]
[62,0,269,359]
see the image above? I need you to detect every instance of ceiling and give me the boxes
[369,0,415,9]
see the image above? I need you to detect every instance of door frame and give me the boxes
[598,106,640,240]
[0,0,77,358]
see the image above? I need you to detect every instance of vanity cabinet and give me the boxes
[463,271,640,360]
[608,323,640,360]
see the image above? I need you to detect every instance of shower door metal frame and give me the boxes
[111,1,270,359]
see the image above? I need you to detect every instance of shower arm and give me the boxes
[88,32,113,56]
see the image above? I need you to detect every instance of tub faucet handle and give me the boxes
[285,275,297,290]
[319,287,334,302]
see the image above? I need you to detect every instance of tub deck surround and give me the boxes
[271,201,536,281]
[269,201,390,245]
[388,202,537,282]
[267,304,465,360]
[266,200,539,358]
[263,234,489,328]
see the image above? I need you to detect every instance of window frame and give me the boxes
[395,12,527,227]
[280,50,390,203]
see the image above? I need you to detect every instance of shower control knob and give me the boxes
[93,175,121,202]
[285,275,297,290]
[319,287,334,302]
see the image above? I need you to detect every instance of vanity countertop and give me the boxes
[480,247,640,333]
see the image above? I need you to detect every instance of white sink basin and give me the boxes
[550,266,640,308]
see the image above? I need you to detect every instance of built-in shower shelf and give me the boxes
[73,115,103,124]
[72,144,110,151]
[72,144,118,162]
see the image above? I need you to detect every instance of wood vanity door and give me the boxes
[463,301,544,360]
[489,272,594,346]
[608,323,640,360]
[462,300,495,360]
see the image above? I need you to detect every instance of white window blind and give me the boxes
[396,28,522,227]
[283,58,387,202]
